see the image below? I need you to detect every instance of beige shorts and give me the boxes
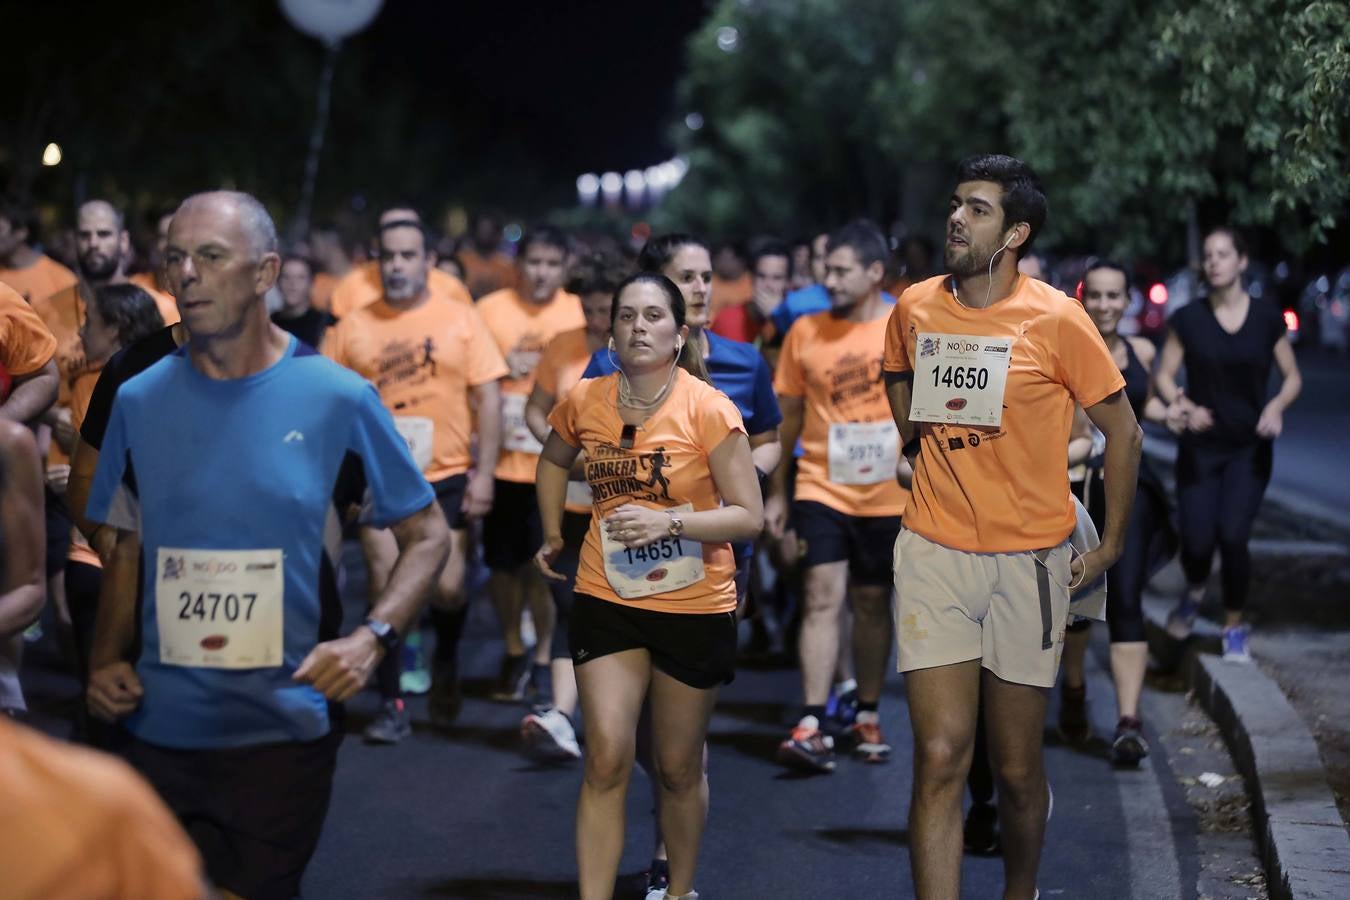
[893,528,1072,688]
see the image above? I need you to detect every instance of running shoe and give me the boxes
[399,629,431,696]
[1110,716,1150,766]
[521,706,581,761]
[776,715,836,773]
[363,698,411,744]
[643,859,670,900]
[1057,683,1091,745]
[843,713,891,763]
[1222,624,1253,663]
[428,660,462,729]
[490,653,531,702]
[963,802,1000,855]
[1165,591,1201,640]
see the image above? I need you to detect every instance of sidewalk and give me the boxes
[1142,522,1350,898]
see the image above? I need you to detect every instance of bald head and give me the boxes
[166,191,281,340]
[77,199,128,282]
[177,191,278,262]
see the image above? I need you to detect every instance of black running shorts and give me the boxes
[482,479,543,572]
[793,500,901,586]
[122,727,342,900]
[570,593,737,689]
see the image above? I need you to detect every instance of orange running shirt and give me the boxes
[0,283,58,379]
[128,272,181,326]
[458,248,518,299]
[0,255,78,305]
[536,327,599,515]
[478,288,585,484]
[549,370,745,614]
[774,309,909,517]
[0,716,205,900]
[322,295,508,482]
[329,262,472,318]
[883,274,1126,553]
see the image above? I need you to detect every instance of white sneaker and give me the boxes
[521,707,581,760]
[520,607,536,650]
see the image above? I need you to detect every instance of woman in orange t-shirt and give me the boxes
[64,284,164,695]
[535,272,762,900]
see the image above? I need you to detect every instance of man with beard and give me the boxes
[767,220,907,774]
[323,217,507,742]
[883,155,1141,900]
[327,206,472,318]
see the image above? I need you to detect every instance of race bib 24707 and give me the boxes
[155,548,284,669]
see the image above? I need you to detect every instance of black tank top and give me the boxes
[1120,338,1149,422]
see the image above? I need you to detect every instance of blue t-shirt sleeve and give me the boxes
[770,299,793,339]
[746,356,783,433]
[582,347,617,379]
[85,397,140,531]
[347,383,435,528]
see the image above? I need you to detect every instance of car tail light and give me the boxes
[1148,283,1168,305]
[1283,309,1299,332]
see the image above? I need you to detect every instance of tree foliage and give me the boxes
[666,0,1350,259]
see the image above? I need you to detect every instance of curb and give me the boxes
[1144,600,1350,899]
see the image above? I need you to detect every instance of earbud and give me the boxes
[608,337,616,351]
[675,337,684,355]
[1000,233,1016,252]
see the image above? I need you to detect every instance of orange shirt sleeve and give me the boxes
[0,284,58,376]
[463,306,510,386]
[882,298,912,373]
[697,390,747,450]
[772,321,805,398]
[547,379,585,447]
[1055,301,1127,407]
[318,317,347,368]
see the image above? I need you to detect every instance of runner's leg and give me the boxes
[649,669,720,898]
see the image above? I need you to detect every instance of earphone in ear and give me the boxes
[1000,232,1016,252]
[608,337,616,351]
[675,337,684,355]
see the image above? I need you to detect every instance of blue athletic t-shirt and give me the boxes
[582,330,782,435]
[770,285,896,341]
[86,337,433,749]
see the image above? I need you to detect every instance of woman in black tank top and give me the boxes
[1058,260,1176,767]
[1154,227,1302,663]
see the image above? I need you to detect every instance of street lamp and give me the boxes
[41,143,62,167]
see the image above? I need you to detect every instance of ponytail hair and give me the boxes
[610,272,711,384]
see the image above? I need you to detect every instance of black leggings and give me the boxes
[1175,440,1272,613]
[1083,471,1174,644]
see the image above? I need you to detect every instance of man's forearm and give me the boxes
[88,530,142,666]
[770,408,801,497]
[0,364,58,424]
[373,506,450,635]
[884,373,917,445]
[536,459,570,540]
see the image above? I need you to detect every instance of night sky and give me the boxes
[3,0,712,227]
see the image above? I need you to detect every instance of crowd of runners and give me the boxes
[0,152,1301,899]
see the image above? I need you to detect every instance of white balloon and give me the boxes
[280,0,384,45]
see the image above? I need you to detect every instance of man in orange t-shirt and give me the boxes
[459,214,518,299]
[708,240,752,320]
[323,218,508,743]
[327,207,472,318]
[768,220,907,775]
[0,197,79,305]
[477,225,584,702]
[882,155,1141,900]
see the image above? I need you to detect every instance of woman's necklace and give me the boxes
[618,359,679,411]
